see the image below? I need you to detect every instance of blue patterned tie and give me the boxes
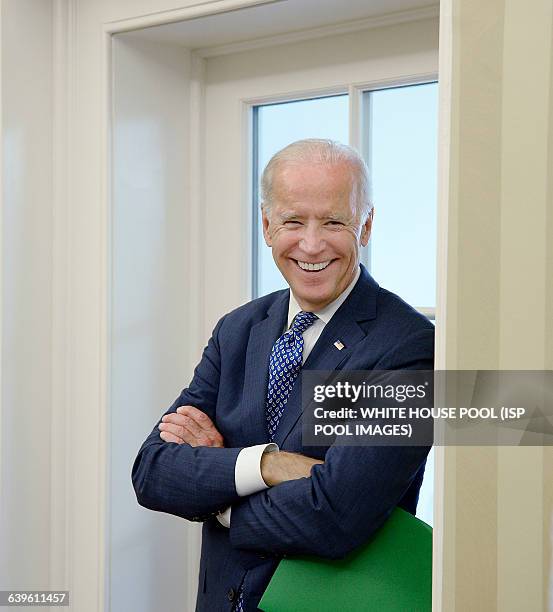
[232,311,318,612]
[233,585,245,612]
[266,310,318,441]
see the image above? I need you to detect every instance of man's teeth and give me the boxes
[297,260,331,271]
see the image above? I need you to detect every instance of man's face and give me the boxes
[262,161,372,312]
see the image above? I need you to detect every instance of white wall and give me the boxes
[0,0,53,593]
[110,36,201,612]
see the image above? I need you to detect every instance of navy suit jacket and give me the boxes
[132,265,434,611]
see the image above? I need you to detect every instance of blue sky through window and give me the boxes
[366,83,438,308]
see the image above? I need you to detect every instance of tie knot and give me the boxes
[291,311,318,334]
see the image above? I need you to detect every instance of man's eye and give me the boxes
[326,221,344,226]
[284,220,302,226]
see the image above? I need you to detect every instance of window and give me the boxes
[362,83,438,312]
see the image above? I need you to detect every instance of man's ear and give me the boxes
[262,207,273,246]
[360,208,374,247]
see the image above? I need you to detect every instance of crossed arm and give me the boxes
[158,405,323,486]
[132,318,433,559]
[150,402,428,560]
[132,316,325,529]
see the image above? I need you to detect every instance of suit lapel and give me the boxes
[275,265,379,447]
[240,290,289,445]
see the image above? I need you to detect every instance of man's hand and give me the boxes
[158,406,224,447]
[261,451,324,486]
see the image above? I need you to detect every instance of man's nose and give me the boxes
[299,225,325,255]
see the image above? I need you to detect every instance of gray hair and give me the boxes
[260,138,373,221]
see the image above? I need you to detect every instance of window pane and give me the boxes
[254,95,349,297]
[364,83,438,308]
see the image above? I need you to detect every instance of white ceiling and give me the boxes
[120,0,439,56]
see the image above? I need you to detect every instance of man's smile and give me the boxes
[293,259,334,272]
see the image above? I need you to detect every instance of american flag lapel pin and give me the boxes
[334,340,345,351]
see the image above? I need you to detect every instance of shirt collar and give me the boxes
[287,265,361,329]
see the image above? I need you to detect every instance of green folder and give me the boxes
[259,508,432,611]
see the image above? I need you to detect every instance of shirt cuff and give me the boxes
[235,443,279,496]
[216,443,279,529]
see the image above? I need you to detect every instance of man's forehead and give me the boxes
[273,160,353,188]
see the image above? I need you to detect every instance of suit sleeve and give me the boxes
[131,316,243,522]
[229,328,434,559]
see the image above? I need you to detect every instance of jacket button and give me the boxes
[227,588,235,602]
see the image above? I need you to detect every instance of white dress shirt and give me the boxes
[217,266,361,527]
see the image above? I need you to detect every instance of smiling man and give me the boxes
[132,139,434,612]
